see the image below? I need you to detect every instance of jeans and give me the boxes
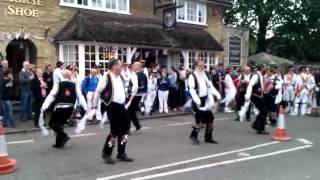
[20,91,33,120]
[1,100,15,127]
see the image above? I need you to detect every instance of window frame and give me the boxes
[60,0,130,15]
[176,0,207,26]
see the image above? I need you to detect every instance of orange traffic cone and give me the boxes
[0,122,16,175]
[272,105,291,141]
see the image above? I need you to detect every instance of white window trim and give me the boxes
[177,0,207,26]
[59,0,131,15]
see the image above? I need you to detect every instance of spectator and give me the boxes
[168,67,178,111]
[210,66,220,91]
[1,60,15,128]
[82,69,99,112]
[31,68,47,128]
[19,61,34,121]
[157,68,171,113]
[53,61,64,84]
[43,64,53,92]
[177,66,187,111]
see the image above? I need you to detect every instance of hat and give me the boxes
[56,61,64,67]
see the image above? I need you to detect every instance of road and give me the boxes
[2,113,320,180]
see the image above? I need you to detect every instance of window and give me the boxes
[85,45,97,75]
[92,0,102,8]
[60,0,129,14]
[189,51,196,69]
[98,45,127,72]
[62,44,79,67]
[177,0,207,25]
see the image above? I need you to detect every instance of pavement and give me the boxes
[2,112,320,180]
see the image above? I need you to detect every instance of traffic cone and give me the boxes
[0,122,16,175]
[272,105,291,141]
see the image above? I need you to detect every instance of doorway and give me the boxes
[6,39,37,75]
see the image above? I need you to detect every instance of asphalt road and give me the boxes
[2,113,319,180]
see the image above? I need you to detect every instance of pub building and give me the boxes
[0,0,248,78]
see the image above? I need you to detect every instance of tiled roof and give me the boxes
[55,10,224,51]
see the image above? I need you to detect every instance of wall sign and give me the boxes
[229,36,241,66]
[2,0,44,17]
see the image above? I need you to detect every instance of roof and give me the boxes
[54,10,224,51]
[248,52,294,66]
[206,0,233,6]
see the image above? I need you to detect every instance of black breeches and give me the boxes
[49,107,74,146]
[251,96,267,132]
[127,96,142,129]
[102,102,130,156]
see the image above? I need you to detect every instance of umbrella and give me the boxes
[248,52,294,66]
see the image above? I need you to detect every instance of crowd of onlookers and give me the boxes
[1,59,320,129]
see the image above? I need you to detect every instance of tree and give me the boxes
[270,0,320,62]
[224,0,302,53]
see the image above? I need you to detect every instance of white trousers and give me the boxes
[284,86,295,102]
[145,90,157,114]
[158,90,169,113]
[86,92,102,120]
[293,89,309,116]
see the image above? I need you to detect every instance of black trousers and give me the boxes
[49,107,74,146]
[127,96,142,130]
[102,102,130,156]
[169,87,178,109]
[235,91,251,119]
[251,95,267,132]
[191,96,215,140]
[33,99,44,127]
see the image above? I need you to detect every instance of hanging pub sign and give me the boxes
[163,7,176,31]
[154,0,182,31]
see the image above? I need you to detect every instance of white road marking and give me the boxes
[70,133,97,138]
[131,144,313,180]
[166,122,192,127]
[166,118,230,127]
[96,141,280,180]
[141,127,151,130]
[297,138,314,145]
[7,140,34,145]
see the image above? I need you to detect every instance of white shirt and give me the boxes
[93,73,126,106]
[245,71,264,100]
[130,72,139,96]
[188,70,221,105]
[53,68,63,84]
[148,76,157,92]
[110,73,126,104]
[239,74,251,82]
[284,73,297,87]
[41,80,87,111]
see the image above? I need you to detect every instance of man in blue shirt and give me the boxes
[82,69,99,113]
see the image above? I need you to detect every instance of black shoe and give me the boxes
[116,154,134,162]
[257,131,270,135]
[136,126,141,131]
[246,118,251,122]
[52,144,63,149]
[102,154,116,164]
[251,124,258,131]
[205,139,219,144]
[60,136,71,148]
[234,118,240,121]
[190,136,200,145]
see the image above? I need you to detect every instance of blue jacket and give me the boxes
[157,77,171,91]
[82,76,99,94]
